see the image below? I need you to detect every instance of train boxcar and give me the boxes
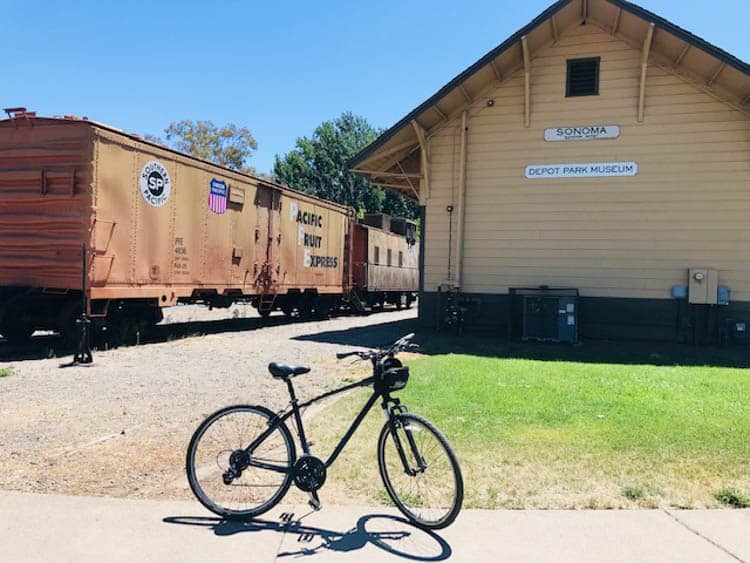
[351,216,418,310]
[0,112,418,344]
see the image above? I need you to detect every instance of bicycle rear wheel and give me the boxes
[378,413,463,529]
[186,405,296,519]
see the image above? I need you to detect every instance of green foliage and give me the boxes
[715,488,750,508]
[164,120,257,174]
[0,367,14,377]
[622,485,645,501]
[273,112,418,218]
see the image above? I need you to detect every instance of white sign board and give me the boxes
[525,162,638,179]
[544,125,620,142]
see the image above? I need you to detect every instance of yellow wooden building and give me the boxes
[350,0,750,343]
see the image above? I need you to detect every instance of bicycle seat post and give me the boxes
[286,379,312,456]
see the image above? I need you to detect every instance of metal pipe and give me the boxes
[455,111,468,286]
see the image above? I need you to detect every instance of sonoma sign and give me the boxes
[544,125,620,142]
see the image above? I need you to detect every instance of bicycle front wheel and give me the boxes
[378,413,463,529]
[186,405,296,519]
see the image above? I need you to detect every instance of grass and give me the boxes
[0,367,13,377]
[715,488,750,508]
[308,353,750,509]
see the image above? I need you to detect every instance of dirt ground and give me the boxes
[0,306,418,503]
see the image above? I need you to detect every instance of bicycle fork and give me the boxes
[387,404,427,476]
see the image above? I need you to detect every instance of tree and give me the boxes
[164,120,257,174]
[274,112,417,219]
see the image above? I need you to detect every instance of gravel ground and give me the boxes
[0,306,418,501]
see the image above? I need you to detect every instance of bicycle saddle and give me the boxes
[268,362,311,379]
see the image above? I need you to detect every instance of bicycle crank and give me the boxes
[292,455,327,492]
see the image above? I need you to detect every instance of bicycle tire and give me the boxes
[377,412,463,529]
[186,404,296,520]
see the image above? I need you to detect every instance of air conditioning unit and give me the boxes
[514,288,578,343]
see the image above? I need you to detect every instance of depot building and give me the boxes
[350,0,750,344]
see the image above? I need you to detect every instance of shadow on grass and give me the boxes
[293,318,750,368]
[163,512,451,561]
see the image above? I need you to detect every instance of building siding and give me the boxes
[423,22,750,307]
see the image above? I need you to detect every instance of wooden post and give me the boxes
[522,36,531,128]
[638,23,655,123]
[455,111,468,285]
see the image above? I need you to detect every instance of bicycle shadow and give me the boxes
[163,511,452,561]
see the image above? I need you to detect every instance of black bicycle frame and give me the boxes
[243,375,388,474]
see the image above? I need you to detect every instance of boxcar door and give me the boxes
[253,184,281,292]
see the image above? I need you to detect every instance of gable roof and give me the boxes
[349,0,750,200]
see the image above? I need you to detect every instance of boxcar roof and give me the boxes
[0,115,353,214]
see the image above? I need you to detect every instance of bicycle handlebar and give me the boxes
[335,333,417,362]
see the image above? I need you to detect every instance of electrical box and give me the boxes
[688,269,718,304]
[521,292,578,343]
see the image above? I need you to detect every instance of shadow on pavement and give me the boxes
[163,511,451,561]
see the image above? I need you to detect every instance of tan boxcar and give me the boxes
[0,115,352,340]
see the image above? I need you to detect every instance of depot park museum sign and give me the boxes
[525,124,637,179]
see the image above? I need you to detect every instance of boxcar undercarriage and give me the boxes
[0,286,416,346]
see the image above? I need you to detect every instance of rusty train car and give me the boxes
[0,112,418,343]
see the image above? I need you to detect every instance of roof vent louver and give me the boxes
[566,57,600,97]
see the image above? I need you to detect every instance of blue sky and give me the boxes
[3,1,748,174]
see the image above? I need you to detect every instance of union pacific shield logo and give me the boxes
[208,179,228,214]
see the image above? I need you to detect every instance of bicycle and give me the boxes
[185,333,463,529]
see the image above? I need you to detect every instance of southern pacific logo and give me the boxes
[289,202,338,269]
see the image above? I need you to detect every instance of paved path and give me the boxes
[1,491,748,562]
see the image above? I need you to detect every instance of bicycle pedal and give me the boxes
[308,497,321,511]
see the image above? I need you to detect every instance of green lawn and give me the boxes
[309,354,750,509]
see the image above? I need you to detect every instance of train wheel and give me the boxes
[1,319,35,344]
[107,305,162,347]
[1,299,35,344]
[281,304,298,319]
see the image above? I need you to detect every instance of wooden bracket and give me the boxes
[411,119,430,202]
[522,35,531,128]
[674,43,690,66]
[612,7,622,35]
[638,23,655,123]
[706,63,725,88]
[490,59,503,81]
[458,84,472,103]
[551,16,559,43]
